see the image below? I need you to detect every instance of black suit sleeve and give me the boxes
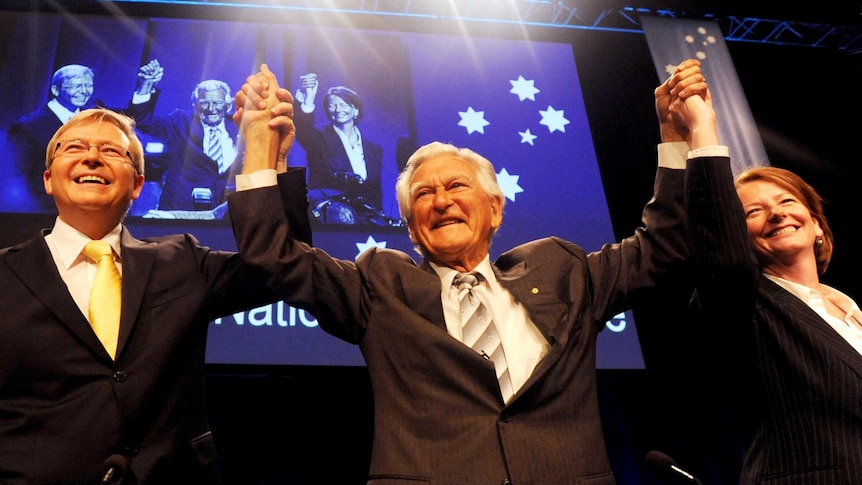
[277,167,313,246]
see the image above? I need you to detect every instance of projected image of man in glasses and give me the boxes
[5,65,100,212]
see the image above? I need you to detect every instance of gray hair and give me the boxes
[46,108,145,176]
[190,79,233,113]
[395,141,505,242]
[51,64,94,88]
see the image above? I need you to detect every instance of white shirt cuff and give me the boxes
[236,169,278,191]
[658,142,729,169]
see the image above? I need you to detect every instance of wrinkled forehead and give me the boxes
[62,119,129,146]
[411,155,474,185]
[197,87,228,100]
[61,73,93,85]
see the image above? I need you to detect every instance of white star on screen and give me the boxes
[539,106,570,133]
[458,107,490,134]
[509,75,540,101]
[519,129,537,145]
[497,168,524,202]
[677,25,719,62]
[355,235,387,260]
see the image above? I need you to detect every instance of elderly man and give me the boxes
[228,60,726,483]
[128,60,241,214]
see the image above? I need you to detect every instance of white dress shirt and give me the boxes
[431,257,548,395]
[44,218,123,320]
[333,125,367,181]
[47,98,77,124]
[201,121,238,174]
[765,274,862,356]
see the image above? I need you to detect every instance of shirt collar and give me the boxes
[202,120,226,133]
[47,98,77,124]
[431,255,496,291]
[764,273,861,316]
[49,217,123,270]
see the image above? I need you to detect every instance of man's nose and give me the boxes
[432,189,452,209]
[82,146,105,163]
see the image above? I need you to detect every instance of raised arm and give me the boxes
[234,63,295,173]
[654,58,717,149]
[135,59,164,96]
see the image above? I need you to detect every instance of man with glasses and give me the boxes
[0,106,311,483]
[128,60,241,216]
[4,62,160,214]
[6,65,100,212]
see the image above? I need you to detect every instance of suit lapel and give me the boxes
[323,126,353,173]
[496,259,572,389]
[763,279,862,379]
[496,260,568,344]
[400,262,448,330]
[116,230,158,358]
[6,232,106,357]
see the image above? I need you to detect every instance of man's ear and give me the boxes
[43,169,53,195]
[489,195,503,230]
[51,85,60,97]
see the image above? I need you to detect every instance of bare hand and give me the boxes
[655,59,709,143]
[294,72,318,107]
[136,59,164,95]
[234,64,295,173]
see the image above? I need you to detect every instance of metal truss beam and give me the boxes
[61,0,862,53]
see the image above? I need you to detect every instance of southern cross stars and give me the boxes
[510,75,540,101]
[458,107,490,134]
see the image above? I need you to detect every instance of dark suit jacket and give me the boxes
[127,93,241,212]
[4,105,66,213]
[686,158,862,484]
[0,169,310,484]
[4,99,124,214]
[294,107,384,209]
[229,156,725,483]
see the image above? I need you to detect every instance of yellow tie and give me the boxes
[82,240,121,359]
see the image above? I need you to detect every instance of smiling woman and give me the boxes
[687,164,862,483]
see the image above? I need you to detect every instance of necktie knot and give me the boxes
[83,240,113,262]
[453,272,480,291]
[453,272,482,306]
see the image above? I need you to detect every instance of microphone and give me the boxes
[645,450,703,484]
[101,454,128,484]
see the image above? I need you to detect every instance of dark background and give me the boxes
[1,1,860,483]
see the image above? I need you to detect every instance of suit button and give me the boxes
[501,479,512,485]
[112,370,127,381]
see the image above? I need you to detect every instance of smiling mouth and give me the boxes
[434,219,463,229]
[76,175,108,185]
[767,226,797,237]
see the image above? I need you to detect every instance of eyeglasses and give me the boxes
[53,139,135,167]
[61,83,94,92]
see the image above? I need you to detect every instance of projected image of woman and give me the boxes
[293,73,387,225]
